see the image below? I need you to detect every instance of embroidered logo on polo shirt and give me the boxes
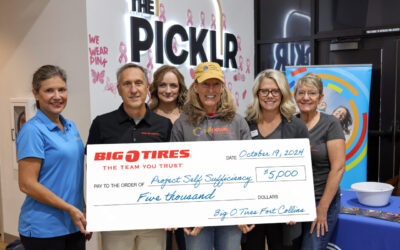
[141,132,161,135]
[192,126,232,136]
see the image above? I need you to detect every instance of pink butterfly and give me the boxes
[91,69,105,84]
[104,77,117,95]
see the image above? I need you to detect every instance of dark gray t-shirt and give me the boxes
[250,122,283,139]
[309,113,345,200]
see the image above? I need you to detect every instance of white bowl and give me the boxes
[351,182,394,207]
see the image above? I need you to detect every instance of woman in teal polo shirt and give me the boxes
[16,65,89,250]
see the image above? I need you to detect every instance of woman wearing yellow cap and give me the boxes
[170,62,251,250]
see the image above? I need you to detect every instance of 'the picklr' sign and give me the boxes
[130,0,238,68]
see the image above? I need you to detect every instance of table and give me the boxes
[329,190,400,250]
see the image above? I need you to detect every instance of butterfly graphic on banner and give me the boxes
[104,77,117,95]
[91,69,105,84]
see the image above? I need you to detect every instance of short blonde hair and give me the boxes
[246,69,296,123]
[294,72,323,95]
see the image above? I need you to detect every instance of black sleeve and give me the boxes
[327,115,345,141]
[170,118,184,142]
[297,120,310,139]
[86,117,102,145]
[239,116,252,140]
[291,116,310,139]
[165,120,173,142]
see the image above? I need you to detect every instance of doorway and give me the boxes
[316,36,400,182]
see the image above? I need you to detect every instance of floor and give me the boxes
[0,235,7,250]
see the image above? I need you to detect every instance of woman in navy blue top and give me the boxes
[17,65,89,250]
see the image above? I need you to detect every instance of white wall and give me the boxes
[0,0,96,247]
[0,0,254,249]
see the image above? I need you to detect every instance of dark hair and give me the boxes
[149,65,187,110]
[116,63,148,85]
[333,105,353,135]
[32,65,67,108]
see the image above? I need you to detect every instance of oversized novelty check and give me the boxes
[86,139,316,231]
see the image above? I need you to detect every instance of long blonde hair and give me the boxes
[183,82,236,125]
[246,69,296,123]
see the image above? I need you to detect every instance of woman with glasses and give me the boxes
[294,73,345,250]
[241,69,308,250]
[150,65,187,250]
[171,62,251,250]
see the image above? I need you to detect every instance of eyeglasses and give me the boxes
[296,91,319,98]
[257,88,281,97]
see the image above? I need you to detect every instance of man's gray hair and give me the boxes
[116,63,148,85]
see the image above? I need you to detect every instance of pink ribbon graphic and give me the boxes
[210,14,216,30]
[228,81,232,92]
[91,69,105,84]
[239,56,244,72]
[237,35,242,51]
[200,11,205,28]
[159,3,166,23]
[104,77,117,95]
[246,58,251,74]
[222,13,226,30]
[190,68,195,79]
[186,9,193,26]
[147,49,154,71]
[148,71,153,85]
[242,89,247,99]
[118,42,127,64]
[235,91,239,107]
[147,49,153,84]
[172,37,178,53]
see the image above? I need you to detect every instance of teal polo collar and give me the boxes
[35,109,71,131]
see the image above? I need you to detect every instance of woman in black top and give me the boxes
[240,69,308,250]
[294,73,345,250]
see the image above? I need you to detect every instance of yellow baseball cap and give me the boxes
[194,62,225,83]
